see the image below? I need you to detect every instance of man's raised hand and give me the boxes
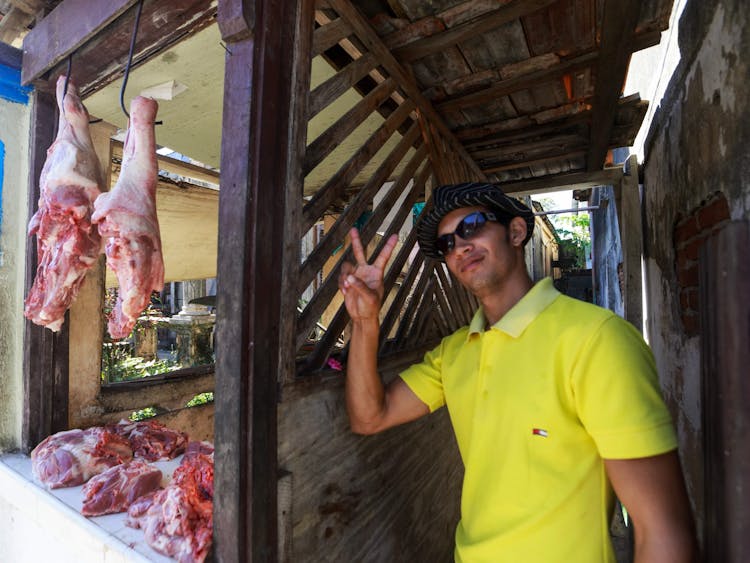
[338,228,399,322]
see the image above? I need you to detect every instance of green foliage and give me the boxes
[186,392,214,408]
[538,198,591,269]
[102,356,178,383]
[130,407,158,421]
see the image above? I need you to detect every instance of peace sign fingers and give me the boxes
[349,228,368,266]
[372,233,399,271]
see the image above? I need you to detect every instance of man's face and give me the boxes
[437,206,520,297]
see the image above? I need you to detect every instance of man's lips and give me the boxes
[459,254,483,273]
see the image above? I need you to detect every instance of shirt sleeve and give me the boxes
[572,315,678,459]
[399,339,447,413]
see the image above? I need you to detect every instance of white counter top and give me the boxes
[0,453,183,563]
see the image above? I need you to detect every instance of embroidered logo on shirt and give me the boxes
[532,428,549,437]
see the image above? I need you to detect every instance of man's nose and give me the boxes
[454,236,473,253]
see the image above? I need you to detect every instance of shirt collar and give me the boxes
[468,277,561,339]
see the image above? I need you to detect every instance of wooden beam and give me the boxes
[481,150,588,175]
[21,0,138,84]
[699,221,750,563]
[499,168,624,196]
[586,0,641,171]
[391,0,558,62]
[619,155,643,331]
[22,88,69,452]
[213,0,314,561]
[22,0,217,97]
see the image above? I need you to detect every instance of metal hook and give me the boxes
[60,54,73,117]
[119,0,163,125]
[119,0,144,120]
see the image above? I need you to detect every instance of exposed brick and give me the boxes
[683,237,702,261]
[681,312,700,336]
[697,195,730,229]
[677,263,699,287]
[687,287,700,310]
[679,289,690,309]
[674,216,700,246]
[676,248,695,272]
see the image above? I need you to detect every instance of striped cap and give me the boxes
[415,182,535,260]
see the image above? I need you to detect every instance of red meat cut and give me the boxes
[110,419,188,461]
[81,459,163,517]
[92,96,164,339]
[127,444,214,562]
[31,427,133,489]
[24,76,104,331]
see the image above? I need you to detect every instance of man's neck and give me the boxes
[478,270,534,326]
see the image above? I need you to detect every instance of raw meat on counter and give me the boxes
[92,95,164,339]
[81,459,163,516]
[31,427,133,489]
[111,419,189,461]
[127,443,214,563]
[24,76,104,331]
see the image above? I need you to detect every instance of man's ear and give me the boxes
[508,217,528,247]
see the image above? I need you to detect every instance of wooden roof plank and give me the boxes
[435,30,660,113]
[586,0,641,171]
[392,0,558,62]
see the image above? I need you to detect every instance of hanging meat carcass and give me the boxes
[24,76,104,331]
[92,96,164,339]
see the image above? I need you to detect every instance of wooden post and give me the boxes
[214,0,313,561]
[700,221,750,563]
[22,86,70,452]
[619,154,643,332]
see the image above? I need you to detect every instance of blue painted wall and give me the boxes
[0,63,32,104]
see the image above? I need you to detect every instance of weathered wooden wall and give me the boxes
[640,0,750,553]
[279,375,462,562]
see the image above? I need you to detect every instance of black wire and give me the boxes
[62,54,72,103]
[120,0,144,120]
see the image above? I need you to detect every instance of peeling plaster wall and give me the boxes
[0,92,30,451]
[641,0,750,538]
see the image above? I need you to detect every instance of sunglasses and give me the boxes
[435,211,500,256]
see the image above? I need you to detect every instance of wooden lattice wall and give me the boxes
[295,0,486,376]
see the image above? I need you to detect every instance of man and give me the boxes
[338,182,697,562]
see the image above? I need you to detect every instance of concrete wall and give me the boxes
[640,0,750,540]
[0,65,30,452]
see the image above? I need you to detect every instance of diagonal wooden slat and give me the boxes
[298,123,421,293]
[304,77,397,175]
[302,99,415,231]
[308,51,377,119]
[326,0,485,180]
[394,265,435,344]
[379,245,424,346]
[296,153,430,352]
[301,214,423,370]
[312,14,351,56]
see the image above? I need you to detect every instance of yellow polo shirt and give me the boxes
[400,278,677,563]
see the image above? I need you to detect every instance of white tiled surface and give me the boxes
[0,453,183,563]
